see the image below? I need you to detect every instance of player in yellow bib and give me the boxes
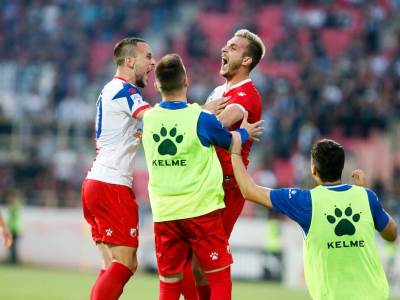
[142,54,263,300]
[229,136,397,300]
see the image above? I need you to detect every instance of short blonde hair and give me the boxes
[234,29,266,70]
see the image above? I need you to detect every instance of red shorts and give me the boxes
[81,179,139,248]
[221,176,245,238]
[154,210,233,276]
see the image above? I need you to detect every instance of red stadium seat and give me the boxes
[196,12,240,55]
[257,5,285,49]
[259,61,301,83]
[320,29,352,60]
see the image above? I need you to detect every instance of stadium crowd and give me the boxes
[0,0,399,218]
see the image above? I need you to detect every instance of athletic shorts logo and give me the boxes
[105,228,113,237]
[210,251,219,261]
[130,228,137,237]
[152,125,184,156]
[326,205,361,236]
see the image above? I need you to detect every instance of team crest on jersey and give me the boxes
[152,125,184,156]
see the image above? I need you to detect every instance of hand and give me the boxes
[133,129,143,144]
[203,97,229,115]
[240,111,264,142]
[2,226,13,248]
[352,169,369,187]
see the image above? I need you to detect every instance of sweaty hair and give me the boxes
[113,37,147,66]
[234,29,266,71]
[311,139,345,182]
[155,54,186,94]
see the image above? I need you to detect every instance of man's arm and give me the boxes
[231,132,271,207]
[218,105,245,128]
[0,211,12,248]
[352,169,397,242]
[380,217,397,242]
[197,111,263,149]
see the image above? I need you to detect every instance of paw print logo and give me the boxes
[210,251,219,261]
[153,125,184,156]
[105,228,113,237]
[326,206,361,236]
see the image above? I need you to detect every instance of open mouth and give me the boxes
[221,57,228,66]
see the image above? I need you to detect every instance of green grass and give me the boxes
[0,265,398,300]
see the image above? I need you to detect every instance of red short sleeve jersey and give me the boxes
[207,79,262,175]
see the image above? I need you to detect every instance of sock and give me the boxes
[196,284,211,300]
[91,262,133,300]
[90,269,106,300]
[182,263,198,300]
[205,267,232,300]
[159,280,183,300]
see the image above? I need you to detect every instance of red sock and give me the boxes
[196,284,211,300]
[90,269,106,300]
[205,267,232,300]
[159,280,183,300]
[182,263,198,300]
[91,262,133,300]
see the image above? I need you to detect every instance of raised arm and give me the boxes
[230,132,271,207]
[352,169,397,242]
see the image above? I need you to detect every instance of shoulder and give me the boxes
[271,188,311,205]
[207,84,225,102]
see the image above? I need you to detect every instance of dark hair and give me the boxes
[113,37,147,66]
[155,54,186,93]
[311,139,345,182]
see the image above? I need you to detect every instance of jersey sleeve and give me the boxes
[197,111,232,149]
[365,188,390,232]
[270,188,312,235]
[113,84,151,118]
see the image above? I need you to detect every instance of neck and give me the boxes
[225,70,249,89]
[320,179,342,185]
[115,67,135,85]
[162,90,187,102]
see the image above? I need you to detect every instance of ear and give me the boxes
[126,56,135,68]
[154,80,161,93]
[242,56,253,68]
[183,75,189,87]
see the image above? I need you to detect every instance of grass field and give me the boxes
[0,265,399,300]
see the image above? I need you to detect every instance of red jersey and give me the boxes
[207,79,262,175]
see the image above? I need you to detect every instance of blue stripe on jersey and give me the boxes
[95,95,103,139]
[270,184,390,235]
[112,83,142,111]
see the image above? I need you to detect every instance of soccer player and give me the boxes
[141,54,263,300]
[187,29,266,299]
[81,37,155,300]
[0,210,12,248]
[230,136,398,300]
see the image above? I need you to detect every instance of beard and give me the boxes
[220,59,241,79]
[135,69,146,88]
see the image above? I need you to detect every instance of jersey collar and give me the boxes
[224,78,252,93]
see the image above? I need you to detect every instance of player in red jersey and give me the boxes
[182,29,266,300]
[82,37,155,300]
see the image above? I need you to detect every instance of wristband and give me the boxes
[235,128,248,144]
